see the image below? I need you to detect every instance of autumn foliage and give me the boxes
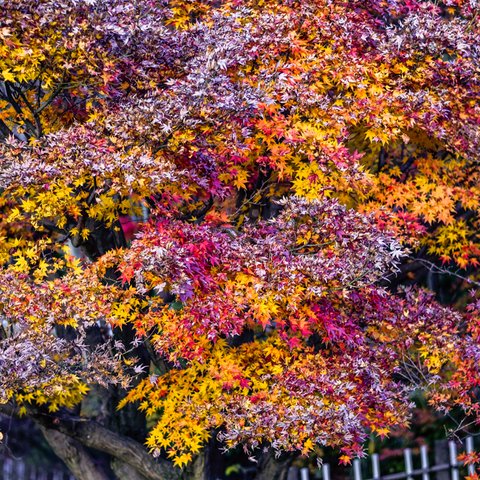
[0,0,479,478]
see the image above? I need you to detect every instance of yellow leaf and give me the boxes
[2,69,15,82]
[302,438,314,453]
[173,452,192,468]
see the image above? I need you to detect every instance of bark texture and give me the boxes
[29,409,179,480]
[254,452,293,480]
[111,458,149,480]
[41,427,110,480]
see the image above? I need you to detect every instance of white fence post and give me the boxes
[371,453,380,480]
[404,448,414,480]
[353,458,362,480]
[466,436,475,477]
[420,444,430,480]
[322,462,330,480]
[449,440,459,480]
[287,466,299,480]
[14,460,26,479]
[300,467,309,480]
[3,458,14,480]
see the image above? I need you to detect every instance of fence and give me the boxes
[288,437,478,480]
[1,437,477,480]
[1,458,74,480]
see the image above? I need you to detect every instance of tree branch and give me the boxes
[111,458,149,480]
[0,404,179,480]
[253,450,294,480]
[38,413,178,480]
[41,426,110,480]
[0,118,13,140]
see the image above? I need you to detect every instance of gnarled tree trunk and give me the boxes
[41,427,110,480]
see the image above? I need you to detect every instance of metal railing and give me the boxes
[289,436,478,480]
[2,436,477,479]
[1,457,74,480]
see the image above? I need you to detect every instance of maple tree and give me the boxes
[0,0,479,479]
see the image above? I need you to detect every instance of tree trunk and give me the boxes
[254,451,293,480]
[185,437,226,480]
[187,452,207,480]
[111,458,149,480]
[41,427,110,480]
[32,410,179,480]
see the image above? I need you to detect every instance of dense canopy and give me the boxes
[0,0,479,478]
